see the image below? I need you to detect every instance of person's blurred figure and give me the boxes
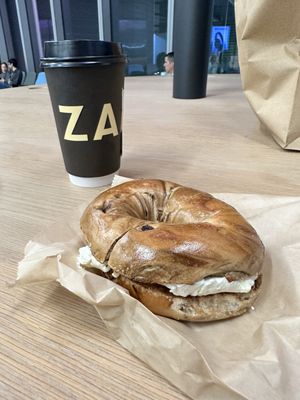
[208,55,218,74]
[7,58,22,87]
[0,62,10,89]
[0,62,9,81]
[163,52,174,75]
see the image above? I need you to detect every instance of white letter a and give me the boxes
[93,103,118,141]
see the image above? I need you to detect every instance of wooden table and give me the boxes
[1,75,299,400]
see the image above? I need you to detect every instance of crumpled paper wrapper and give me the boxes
[235,0,300,150]
[15,176,300,399]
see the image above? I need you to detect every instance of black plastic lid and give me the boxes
[41,39,124,62]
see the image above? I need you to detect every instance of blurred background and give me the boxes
[0,0,239,78]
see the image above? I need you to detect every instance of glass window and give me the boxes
[61,0,99,40]
[209,0,239,74]
[110,0,168,76]
[5,0,25,70]
[36,0,54,44]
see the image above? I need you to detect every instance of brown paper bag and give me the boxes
[14,176,300,399]
[235,0,300,150]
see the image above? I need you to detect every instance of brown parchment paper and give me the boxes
[15,176,300,400]
[235,0,300,150]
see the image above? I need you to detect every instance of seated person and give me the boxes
[8,58,22,87]
[0,62,10,82]
[163,52,174,75]
[0,62,10,89]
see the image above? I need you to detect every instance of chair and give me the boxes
[127,64,146,76]
[35,72,47,85]
[23,72,37,86]
[21,71,26,85]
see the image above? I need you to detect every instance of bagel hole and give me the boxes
[99,190,170,222]
[139,192,156,221]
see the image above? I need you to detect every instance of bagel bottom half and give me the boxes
[81,265,262,322]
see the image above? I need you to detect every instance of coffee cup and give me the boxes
[41,40,125,187]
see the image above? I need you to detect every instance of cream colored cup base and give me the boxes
[68,171,119,188]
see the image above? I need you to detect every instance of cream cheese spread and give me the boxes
[78,246,256,297]
[164,276,256,297]
[78,246,111,273]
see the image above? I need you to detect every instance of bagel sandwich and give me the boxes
[79,179,265,322]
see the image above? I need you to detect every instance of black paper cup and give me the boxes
[41,40,125,187]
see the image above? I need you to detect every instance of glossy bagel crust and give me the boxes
[80,179,265,285]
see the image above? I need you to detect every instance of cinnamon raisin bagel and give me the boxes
[80,179,265,321]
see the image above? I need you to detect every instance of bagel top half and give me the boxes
[80,179,265,286]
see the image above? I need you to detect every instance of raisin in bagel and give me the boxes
[80,179,265,321]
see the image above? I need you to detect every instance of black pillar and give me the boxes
[173,0,214,99]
